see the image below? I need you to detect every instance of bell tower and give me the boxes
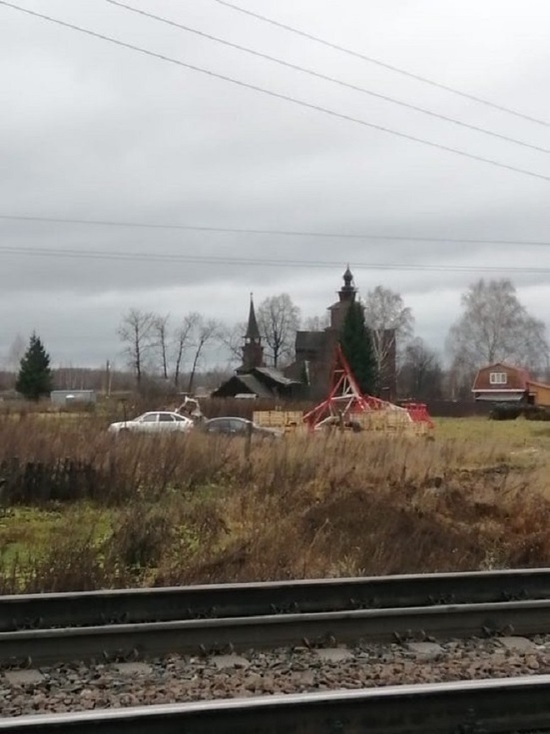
[237,293,264,373]
[329,266,357,331]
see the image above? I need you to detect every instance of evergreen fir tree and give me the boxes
[340,301,378,395]
[15,333,53,400]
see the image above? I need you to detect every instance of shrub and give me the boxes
[524,405,550,421]
[488,403,522,420]
[108,506,169,570]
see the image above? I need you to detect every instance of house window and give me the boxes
[489,372,508,385]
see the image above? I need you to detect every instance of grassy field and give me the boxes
[436,414,550,442]
[1,412,550,593]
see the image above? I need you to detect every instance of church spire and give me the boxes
[238,293,264,373]
[245,292,261,341]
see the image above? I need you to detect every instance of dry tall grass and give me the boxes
[1,413,550,593]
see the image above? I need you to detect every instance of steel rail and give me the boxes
[1,675,550,732]
[2,568,550,632]
[3,598,550,666]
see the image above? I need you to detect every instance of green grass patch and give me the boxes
[0,504,111,564]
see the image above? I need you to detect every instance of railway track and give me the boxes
[4,598,550,665]
[3,567,550,631]
[1,676,550,733]
[3,569,550,666]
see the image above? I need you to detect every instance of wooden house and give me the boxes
[472,362,550,406]
[525,379,550,407]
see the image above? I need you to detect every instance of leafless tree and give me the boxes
[364,285,414,373]
[302,313,330,331]
[55,364,91,390]
[173,313,200,389]
[219,321,247,366]
[117,308,156,388]
[5,333,26,371]
[398,337,443,400]
[153,314,170,380]
[445,356,477,401]
[447,278,549,373]
[187,316,221,393]
[258,294,300,368]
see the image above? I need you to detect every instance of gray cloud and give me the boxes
[2,0,550,368]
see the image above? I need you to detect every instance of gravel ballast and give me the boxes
[2,635,550,717]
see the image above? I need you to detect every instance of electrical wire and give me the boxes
[4,213,550,248]
[1,1,549,182]
[0,244,549,275]
[211,0,550,128]
[105,0,550,154]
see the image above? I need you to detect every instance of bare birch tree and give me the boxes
[447,278,549,373]
[187,316,221,393]
[117,308,155,388]
[173,313,199,389]
[153,314,170,380]
[258,294,300,368]
[363,286,414,373]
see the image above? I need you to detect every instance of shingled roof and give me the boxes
[245,294,261,341]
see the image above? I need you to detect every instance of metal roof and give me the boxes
[236,373,275,398]
[253,367,299,386]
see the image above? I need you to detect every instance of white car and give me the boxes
[108,411,194,435]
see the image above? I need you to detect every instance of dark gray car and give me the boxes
[202,417,282,439]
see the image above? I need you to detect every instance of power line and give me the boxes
[105,0,550,155]
[1,244,549,275]
[4,213,550,248]
[2,2,550,183]
[211,0,550,128]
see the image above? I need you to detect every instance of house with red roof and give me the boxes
[472,362,550,406]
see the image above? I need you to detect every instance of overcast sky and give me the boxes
[1,0,550,369]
